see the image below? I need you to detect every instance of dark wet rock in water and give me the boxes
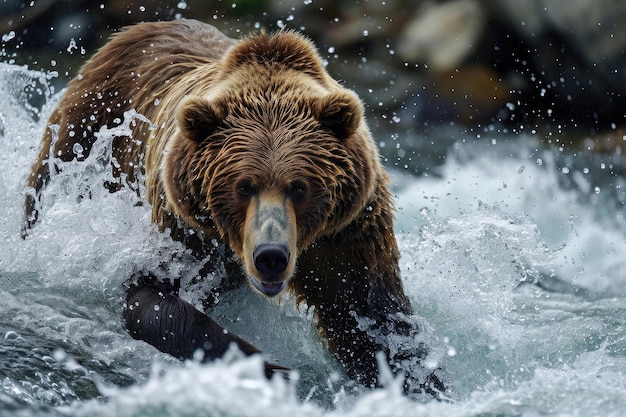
[397,0,626,130]
[2,0,625,149]
[486,0,626,103]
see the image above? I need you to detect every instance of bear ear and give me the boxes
[316,90,363,139]
[177,97,227,143]
[314,90,364,140]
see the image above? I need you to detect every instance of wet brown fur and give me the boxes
[24,20,442,393]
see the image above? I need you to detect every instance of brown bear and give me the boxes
[23,19,445,398]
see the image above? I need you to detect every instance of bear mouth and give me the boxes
[248,275,287,297]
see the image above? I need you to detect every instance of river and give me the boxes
[1,60,625,416]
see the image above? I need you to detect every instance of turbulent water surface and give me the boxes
[1,63,626,417]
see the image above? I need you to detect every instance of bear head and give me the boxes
[161,30,380,297]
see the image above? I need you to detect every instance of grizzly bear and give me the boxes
[23,19,445,398]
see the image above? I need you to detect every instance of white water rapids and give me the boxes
[1,63,626,417]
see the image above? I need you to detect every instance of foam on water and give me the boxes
[1,64,626,416]
[393,143,626,293]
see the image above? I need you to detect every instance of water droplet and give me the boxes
[53,348,67,361]
[67,38,78,54]
[1,31,15,42]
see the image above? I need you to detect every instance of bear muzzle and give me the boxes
[250,243,290,296]
[243,194,297,297]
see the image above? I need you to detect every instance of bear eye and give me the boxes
[288,181,306,200]
[237,181,255,197]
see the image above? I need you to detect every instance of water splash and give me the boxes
[1,63,626,417]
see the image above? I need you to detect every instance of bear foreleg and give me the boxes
[123,277,289,377]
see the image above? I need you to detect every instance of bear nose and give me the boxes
[253,244,290,280]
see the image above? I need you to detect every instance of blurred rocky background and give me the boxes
[1,0,625,170]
